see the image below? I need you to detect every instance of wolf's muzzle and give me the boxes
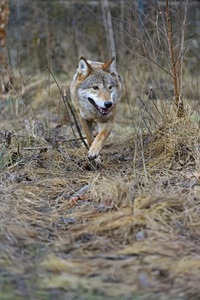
[88,97,110,116]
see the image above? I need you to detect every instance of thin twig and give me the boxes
[146,53,174,79]
[149,0,167,16]
[22,147,49,151]
[137,96,160,127]
[132,2,166,36]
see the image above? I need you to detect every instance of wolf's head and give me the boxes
[76,57,122,116]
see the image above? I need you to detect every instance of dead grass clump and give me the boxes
[90,175,134,210]
[142,114,199,171]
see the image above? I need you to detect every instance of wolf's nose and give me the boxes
[104,101,112,108]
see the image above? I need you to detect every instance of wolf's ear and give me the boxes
[102,57,115,71]
[78,57,93,76]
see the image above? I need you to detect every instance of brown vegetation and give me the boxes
[1,94,200,299]
[1,1,200,299]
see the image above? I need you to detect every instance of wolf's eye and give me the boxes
[93,86,99,90]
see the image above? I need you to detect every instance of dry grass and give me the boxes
[1,86,200,300]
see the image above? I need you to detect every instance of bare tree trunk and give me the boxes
[0,0,12,95]
[177,0,188,98]
[120,0,124,56]
[166,0,184,117]
[101,0,116,68]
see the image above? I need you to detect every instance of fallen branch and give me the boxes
[22,147,49,151]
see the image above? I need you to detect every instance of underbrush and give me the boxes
[1,107,200,299]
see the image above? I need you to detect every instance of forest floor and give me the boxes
[1,79,200,300]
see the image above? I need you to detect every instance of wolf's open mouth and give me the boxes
[88,98,110,116]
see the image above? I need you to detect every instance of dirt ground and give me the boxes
[1,85,200,300]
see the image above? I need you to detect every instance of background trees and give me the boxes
[3,1,199,104]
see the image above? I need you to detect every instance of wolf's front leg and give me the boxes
[87,121,113,159]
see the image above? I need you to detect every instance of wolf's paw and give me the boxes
[87,148,99,160]
[87,152,97,160]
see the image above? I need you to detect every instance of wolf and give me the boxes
[70,56,122,159]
